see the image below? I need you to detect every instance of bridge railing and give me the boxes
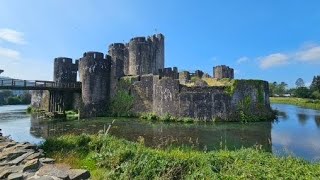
[0,79,81,89]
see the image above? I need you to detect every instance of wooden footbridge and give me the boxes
[0,78,82,113]
[0,78,81,92]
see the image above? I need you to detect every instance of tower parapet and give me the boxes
[108,43,127,78]
[213,65,234,79]
[158,67,179,79]
[128,36,152,75]
[79,51,112,118]
[53,57,78,83]
[108,33,164,76]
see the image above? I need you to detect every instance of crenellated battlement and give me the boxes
[54,57,73,64]
[82,51,104,60]
[158,67,179,79]
[130,37,147,43]
[108,43,126,49]
[148,33,164,42]
[214,65,234,79]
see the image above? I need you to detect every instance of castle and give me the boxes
[31,33,273,121]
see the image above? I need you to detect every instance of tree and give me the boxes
[278,82,288,96]
[310,76,320,92]
[294,87,311,98]
[269,82,277,96]
[0,90,13,105]
[295,78,305,88]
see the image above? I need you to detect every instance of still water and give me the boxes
[1,104,320,162]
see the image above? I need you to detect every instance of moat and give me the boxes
[1,104,320,162]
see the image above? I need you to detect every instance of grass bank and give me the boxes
[41,134,320,180]
[270,97,320,110]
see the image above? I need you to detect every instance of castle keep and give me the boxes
[31,33,273,121]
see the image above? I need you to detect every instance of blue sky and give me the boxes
[0,0,320,87]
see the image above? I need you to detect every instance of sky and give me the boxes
[0,0,320,87]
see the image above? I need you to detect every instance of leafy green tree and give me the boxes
[277,82,288,96]
[310,76,320,92]
[295,78,305,88]
[294,87,311,98]
[269,82,277,96]
[0,90,13,105]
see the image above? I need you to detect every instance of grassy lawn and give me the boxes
[41,134,320,180]
[270,97,320,110]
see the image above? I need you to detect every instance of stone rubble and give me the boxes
[0,136,90,180]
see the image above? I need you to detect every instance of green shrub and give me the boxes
[311,91,320,100]
[7,96,22,105]
[108,90,135,117]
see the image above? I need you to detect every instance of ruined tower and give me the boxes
[53,57,78,83]
[179,71,191,84]
[108,43,129,77]
[213,65,234,79]
[79,52,112,118]
[128,34,164,75]
[52,57,78,111]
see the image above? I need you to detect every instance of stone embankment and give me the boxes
[0,136,90,180]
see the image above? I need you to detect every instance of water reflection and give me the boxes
[30,115,272,152]
[2,104,320,162]
[277,111,288,120]
[315,115,320,128]
[297,113,309,125]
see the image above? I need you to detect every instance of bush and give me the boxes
[108,90,135,117]
[311,91,320,100]
[7,96,22,105]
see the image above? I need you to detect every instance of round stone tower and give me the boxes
[149,33,165,74]
[108,43,127,78]
[79,51,112,118]
[128,37,152,75]
[53,57,77,83]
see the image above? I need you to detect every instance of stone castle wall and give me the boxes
[120,75,272,121]
[31,90,50,111]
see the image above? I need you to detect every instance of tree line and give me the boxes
[269,75,320,99]
[0,90,31,105]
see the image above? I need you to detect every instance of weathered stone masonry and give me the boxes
[126,76,271,121]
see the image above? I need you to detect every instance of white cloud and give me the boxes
[0,28,26,44]
[296,46,320,63]
[258,44,320,70]
[259,53,289,69]
[236,56,249,64]
[0,47,21,60]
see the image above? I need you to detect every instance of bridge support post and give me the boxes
[48,91,65,113]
